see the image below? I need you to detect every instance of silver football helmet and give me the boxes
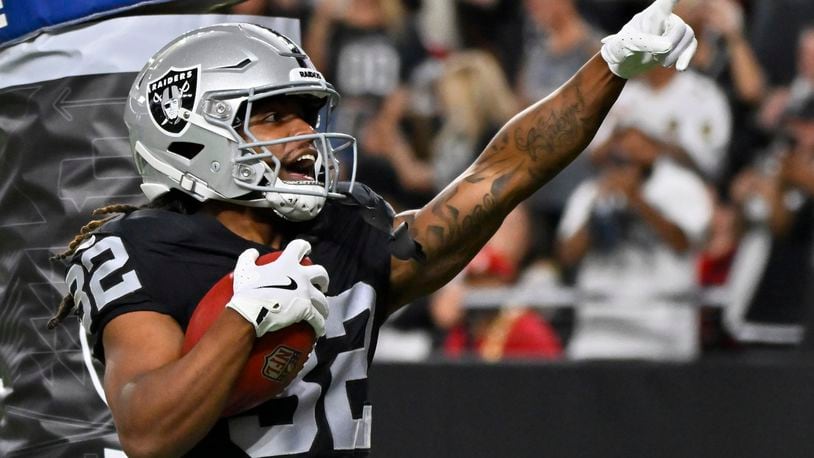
[124,23,357,221]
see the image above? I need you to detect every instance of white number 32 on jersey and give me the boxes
[65,235,142,330]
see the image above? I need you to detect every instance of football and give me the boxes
[181,251,317,417]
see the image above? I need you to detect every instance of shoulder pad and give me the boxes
[334,182,395,235]
[334,182,424,262]
[96,208,194,247]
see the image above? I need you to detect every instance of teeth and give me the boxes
[296,154,315,163]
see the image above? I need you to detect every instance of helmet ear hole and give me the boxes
[167,142,205,160]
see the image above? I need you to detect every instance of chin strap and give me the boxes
[265,181,327,222]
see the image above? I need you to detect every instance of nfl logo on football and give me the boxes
[262,346,302,382]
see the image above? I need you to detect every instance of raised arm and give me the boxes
[705,0,766,104]
[388,56,622,308]
[386,0,697,311]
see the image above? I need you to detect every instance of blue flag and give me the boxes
[0,0,191,48]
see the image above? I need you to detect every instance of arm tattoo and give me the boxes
[424,174,507,253]
[392,57,624,306]
[419,72,611,260]
[512,81,589,185]
[515,85,587,162]
[468,75,592,188]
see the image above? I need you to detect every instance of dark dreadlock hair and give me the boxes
[48,190,202,330]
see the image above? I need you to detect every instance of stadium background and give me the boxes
[1,1,814,456]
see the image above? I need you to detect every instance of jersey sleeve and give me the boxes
[64,222,190,359]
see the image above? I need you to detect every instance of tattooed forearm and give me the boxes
[513,83,587,163]
[473,56,625,196]
[426,191,497,250]
[388,54,625,310]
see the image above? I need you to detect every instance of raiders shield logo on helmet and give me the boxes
[147,66,199,135]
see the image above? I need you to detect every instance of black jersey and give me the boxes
[65,184,394,457]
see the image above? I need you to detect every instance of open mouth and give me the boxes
[279,149,318,183]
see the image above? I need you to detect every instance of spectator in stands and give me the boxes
[723,96,814,345]
[519,0,605,259]
[430,50,519,191]
[696,198,740,352]
[677,0,768,186]
[557,127,713,361]
[680,0,765,104]
[454,0,524,79]
[430,205,563,361]
[518,0,602,104]
[355,113,435,210]
[414,0,458,55]
[305,0,426,138]
[759,26,814,131]
[791,27,814,107]
[595,66,732,184]
[231,0,313,28]
[351,49,518,210]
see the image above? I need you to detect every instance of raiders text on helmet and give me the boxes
[124,23,357,221]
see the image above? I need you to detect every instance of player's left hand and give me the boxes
[600,0,697,79]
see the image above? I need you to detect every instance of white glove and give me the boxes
[227,240,330,338]
[600,0,698,79]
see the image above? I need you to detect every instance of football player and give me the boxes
[52,0,696,456]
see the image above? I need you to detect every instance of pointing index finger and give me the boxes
[641,0,679,35]
[650,0,679,18]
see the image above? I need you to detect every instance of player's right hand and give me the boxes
[600,0,697,79]
[227,240,330,338]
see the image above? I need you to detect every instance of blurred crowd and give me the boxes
[231,0,814,362]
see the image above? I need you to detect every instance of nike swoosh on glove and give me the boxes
[227,239,330,338]
[600,0,698,79]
